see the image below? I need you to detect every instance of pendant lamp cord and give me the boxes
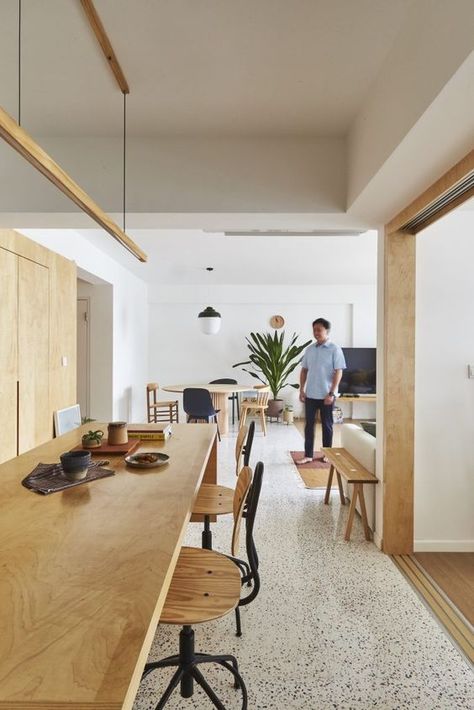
[18,0,22,126]
[123,92,127,232]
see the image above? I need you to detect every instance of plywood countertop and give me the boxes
[0,422,217,708]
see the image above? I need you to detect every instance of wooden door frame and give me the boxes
[383,150,474,555]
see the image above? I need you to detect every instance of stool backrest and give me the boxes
[235,424,248,475]
[243,420,255,468]
[240,460,264,607]
[183,388,215,417]
[231,466,253,557]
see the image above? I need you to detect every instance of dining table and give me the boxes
[162,383,254,436]
[0,421,217,709]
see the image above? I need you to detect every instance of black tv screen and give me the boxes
[339,348,376,394]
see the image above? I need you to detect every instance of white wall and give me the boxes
[20,229,148,423]
[149,284,376,419]
[0,136,345,214]
[347,0,474,209]
[414,209,474,551]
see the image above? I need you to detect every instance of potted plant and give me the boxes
[81,429,104,449]
[233,330,312,418]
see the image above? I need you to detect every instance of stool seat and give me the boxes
[192,483,234,516]
[161,547,241,625]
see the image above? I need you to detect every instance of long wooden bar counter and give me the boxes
[0,422,217,709]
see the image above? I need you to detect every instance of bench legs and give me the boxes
[325,472,372,542]
[324,465,346,505]
[344,483,371,542]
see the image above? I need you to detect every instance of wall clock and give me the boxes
[270,315,285,329]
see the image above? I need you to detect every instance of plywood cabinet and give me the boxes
[18,258,50,454]
[0,230,76,463]
[0,248,18,462]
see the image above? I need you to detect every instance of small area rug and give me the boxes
[289,451,333,489]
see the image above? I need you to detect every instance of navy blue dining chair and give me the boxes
[183,388,221,441]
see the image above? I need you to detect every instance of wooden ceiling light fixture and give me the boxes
[0,0,146,262]
[79,0,130,95]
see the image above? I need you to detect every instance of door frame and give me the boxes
[382,149,474,554]
[77,296,91,419]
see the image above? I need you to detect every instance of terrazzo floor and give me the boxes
[134,422,474,710]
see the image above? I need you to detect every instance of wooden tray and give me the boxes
[73,439,141,456]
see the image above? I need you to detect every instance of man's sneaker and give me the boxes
[297,456,313,465]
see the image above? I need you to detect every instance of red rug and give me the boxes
[289,451,330,469]
[290,451,333,489]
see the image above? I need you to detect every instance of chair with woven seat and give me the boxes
[147,383,179,423]
[209,378,240,425]
[183,388,221,441]
[141,466,253,709]
[239,385,270,435]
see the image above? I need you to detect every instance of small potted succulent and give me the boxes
[81,429,104,449]
[283,405,294,425]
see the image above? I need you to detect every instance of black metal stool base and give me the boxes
[142,625,248,709]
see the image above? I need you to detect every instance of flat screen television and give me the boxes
[339,347,376,394]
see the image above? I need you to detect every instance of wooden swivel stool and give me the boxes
[194,422,255,550]
[142,467,252,709]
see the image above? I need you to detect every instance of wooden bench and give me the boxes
[321,447,378,541]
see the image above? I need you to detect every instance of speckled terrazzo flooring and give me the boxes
[133,423,474,709]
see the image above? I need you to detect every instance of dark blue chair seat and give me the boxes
[183,388,221,441]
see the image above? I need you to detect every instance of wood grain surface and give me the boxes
[0,423,216,708]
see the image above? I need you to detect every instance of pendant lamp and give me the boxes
[198,306,221,335]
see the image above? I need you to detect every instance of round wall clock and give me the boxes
[270,315,285,329]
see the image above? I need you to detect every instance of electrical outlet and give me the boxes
[468,364,474,379]
[61,356,68,367]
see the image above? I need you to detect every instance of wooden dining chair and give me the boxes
[147,383,179,423]
[239,385,270,435]
[141,466,253,709]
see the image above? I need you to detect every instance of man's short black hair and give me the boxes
[312,317,331,330]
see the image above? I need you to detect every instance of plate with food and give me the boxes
[124,452,170,469]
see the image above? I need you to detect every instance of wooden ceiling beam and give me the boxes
[80,0,130,95]
[0,105,147,262]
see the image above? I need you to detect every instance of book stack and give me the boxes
[127,423,172,441]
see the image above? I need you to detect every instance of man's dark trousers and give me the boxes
[304,398,334,458]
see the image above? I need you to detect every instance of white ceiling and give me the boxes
[0,0,413,137]
[79,228,377,285]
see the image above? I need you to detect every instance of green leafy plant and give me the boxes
[233,330,312,400]
[82,429,104,444]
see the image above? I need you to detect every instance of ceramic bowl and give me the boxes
[60,450,91,481]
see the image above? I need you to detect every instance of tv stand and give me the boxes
[338,394,376,403]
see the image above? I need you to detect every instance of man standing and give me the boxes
[298,318,346,464]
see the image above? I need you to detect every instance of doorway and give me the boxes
[77,296,90,418]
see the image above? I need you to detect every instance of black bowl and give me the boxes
[60,450,91,481]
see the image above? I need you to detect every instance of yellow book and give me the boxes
[127,423,172,440]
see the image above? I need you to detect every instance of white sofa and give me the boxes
[340,423,377,531]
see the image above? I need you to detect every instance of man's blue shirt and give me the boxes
[301,340,346,399]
